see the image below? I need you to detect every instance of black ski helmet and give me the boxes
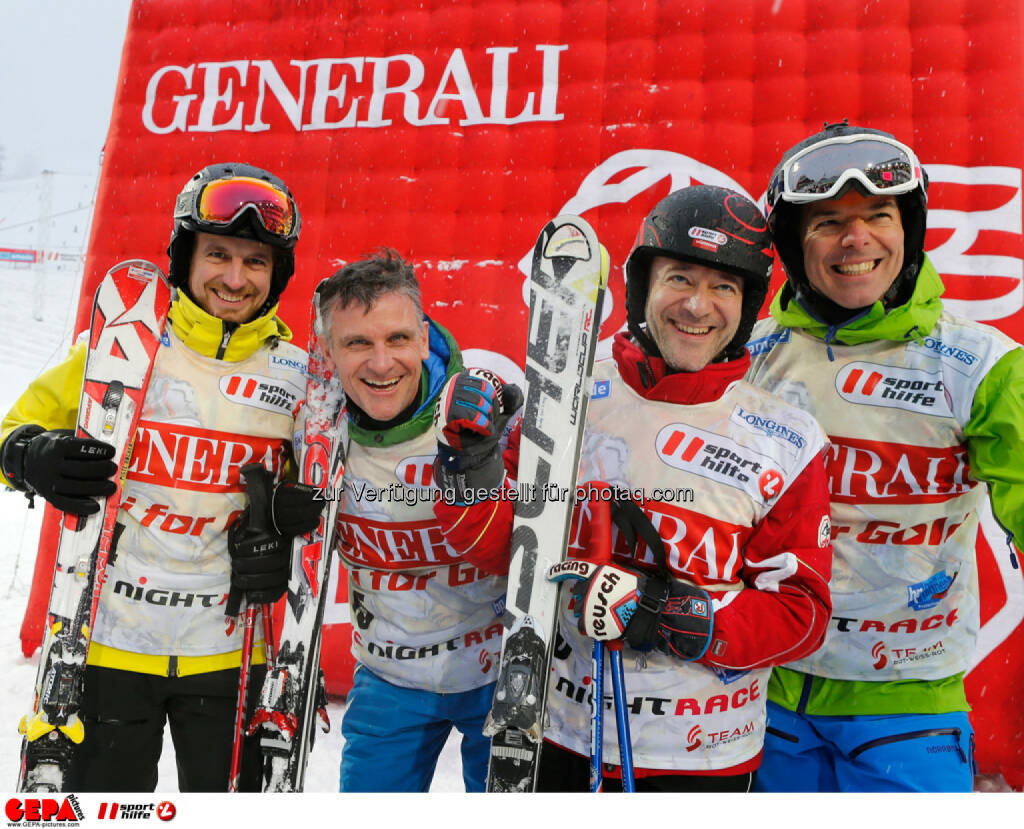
[766,121,928,319]
[167,162,301,309]
[624,185,774,362]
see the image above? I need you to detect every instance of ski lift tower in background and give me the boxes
[32,170,54,322]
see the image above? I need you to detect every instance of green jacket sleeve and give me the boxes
[964,346,1024,546]
[1,343,87,466]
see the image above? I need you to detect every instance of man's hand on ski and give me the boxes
[433,368,522,504]
[549,481,714,660]
[227,521,290,616]
[547,560,714,659]
[1,425,117,515]
[270,479,325,536]
[226,465,322,616]
[548,560,643,640]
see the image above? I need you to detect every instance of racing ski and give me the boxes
[483,215,607,792]
[252,279,347,792]
[18,260,170,792]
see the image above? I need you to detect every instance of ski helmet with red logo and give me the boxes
[167,162,301,310]
[624,185,774,361]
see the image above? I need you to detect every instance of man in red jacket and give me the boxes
[433,185,835,791]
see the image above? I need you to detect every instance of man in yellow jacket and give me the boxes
[1,163,318,791]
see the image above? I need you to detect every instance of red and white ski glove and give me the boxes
[550,482,715,660]
[548,560,642,640]
[548,560,714,659]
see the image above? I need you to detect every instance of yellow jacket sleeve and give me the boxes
[1,344,87,481]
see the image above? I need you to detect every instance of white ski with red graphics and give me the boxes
[17,260,170,792]
[484,216,607,792]
[253,280,347,792]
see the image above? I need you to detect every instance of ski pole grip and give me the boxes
[240,463,273,534]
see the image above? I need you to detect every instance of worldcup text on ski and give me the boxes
[313,481,695,506]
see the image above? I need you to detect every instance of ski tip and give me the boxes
[108,259,168,285]
[543,216,595,263]
[550,213,596,237]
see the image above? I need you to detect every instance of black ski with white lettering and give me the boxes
[18,261,170,792]
[484,216,606,792]
[253,280,347,792]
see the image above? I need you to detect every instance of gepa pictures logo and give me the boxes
[6,796,84,825]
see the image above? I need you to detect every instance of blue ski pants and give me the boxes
[339,665,494,792]
[754,700,975,792]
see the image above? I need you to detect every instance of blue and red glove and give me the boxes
[433,369,522,504]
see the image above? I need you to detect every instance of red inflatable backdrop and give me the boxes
[19,0,1024,787]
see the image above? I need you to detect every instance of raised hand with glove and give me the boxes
[433,368,523,504]
[547,489,714,661]
[0,424,117,515]
[225,463,323,618]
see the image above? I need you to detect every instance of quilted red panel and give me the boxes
[28,0,1024,785]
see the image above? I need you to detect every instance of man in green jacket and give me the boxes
[746,121,1024,792]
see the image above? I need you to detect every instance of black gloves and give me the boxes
[631,576,713,660]
[1,425,117,515]
[433,369,523,504]
[226,464,323,617]
[270,478,326,536]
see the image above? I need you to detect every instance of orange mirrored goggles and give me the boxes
[195,176,297,241]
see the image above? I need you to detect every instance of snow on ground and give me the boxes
[0,260,464,792]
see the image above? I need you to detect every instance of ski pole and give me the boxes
[607,639,635,792]
[228,463,273,792]
[590,639,605,792]
[261,603,276,669]
[229,602,258,792]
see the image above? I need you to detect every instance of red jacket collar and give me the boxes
[611,332,749,404]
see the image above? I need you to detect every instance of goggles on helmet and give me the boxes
[768,134,924,207]
[191,176,298,242]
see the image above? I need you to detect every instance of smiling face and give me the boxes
[800,190,906,310]
[643,255,744,372]
[324,290,430,422]
[187,232,274,323]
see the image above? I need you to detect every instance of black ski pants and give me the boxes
[66,664,264,792]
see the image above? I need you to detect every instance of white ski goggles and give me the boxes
[768,134,925,206]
